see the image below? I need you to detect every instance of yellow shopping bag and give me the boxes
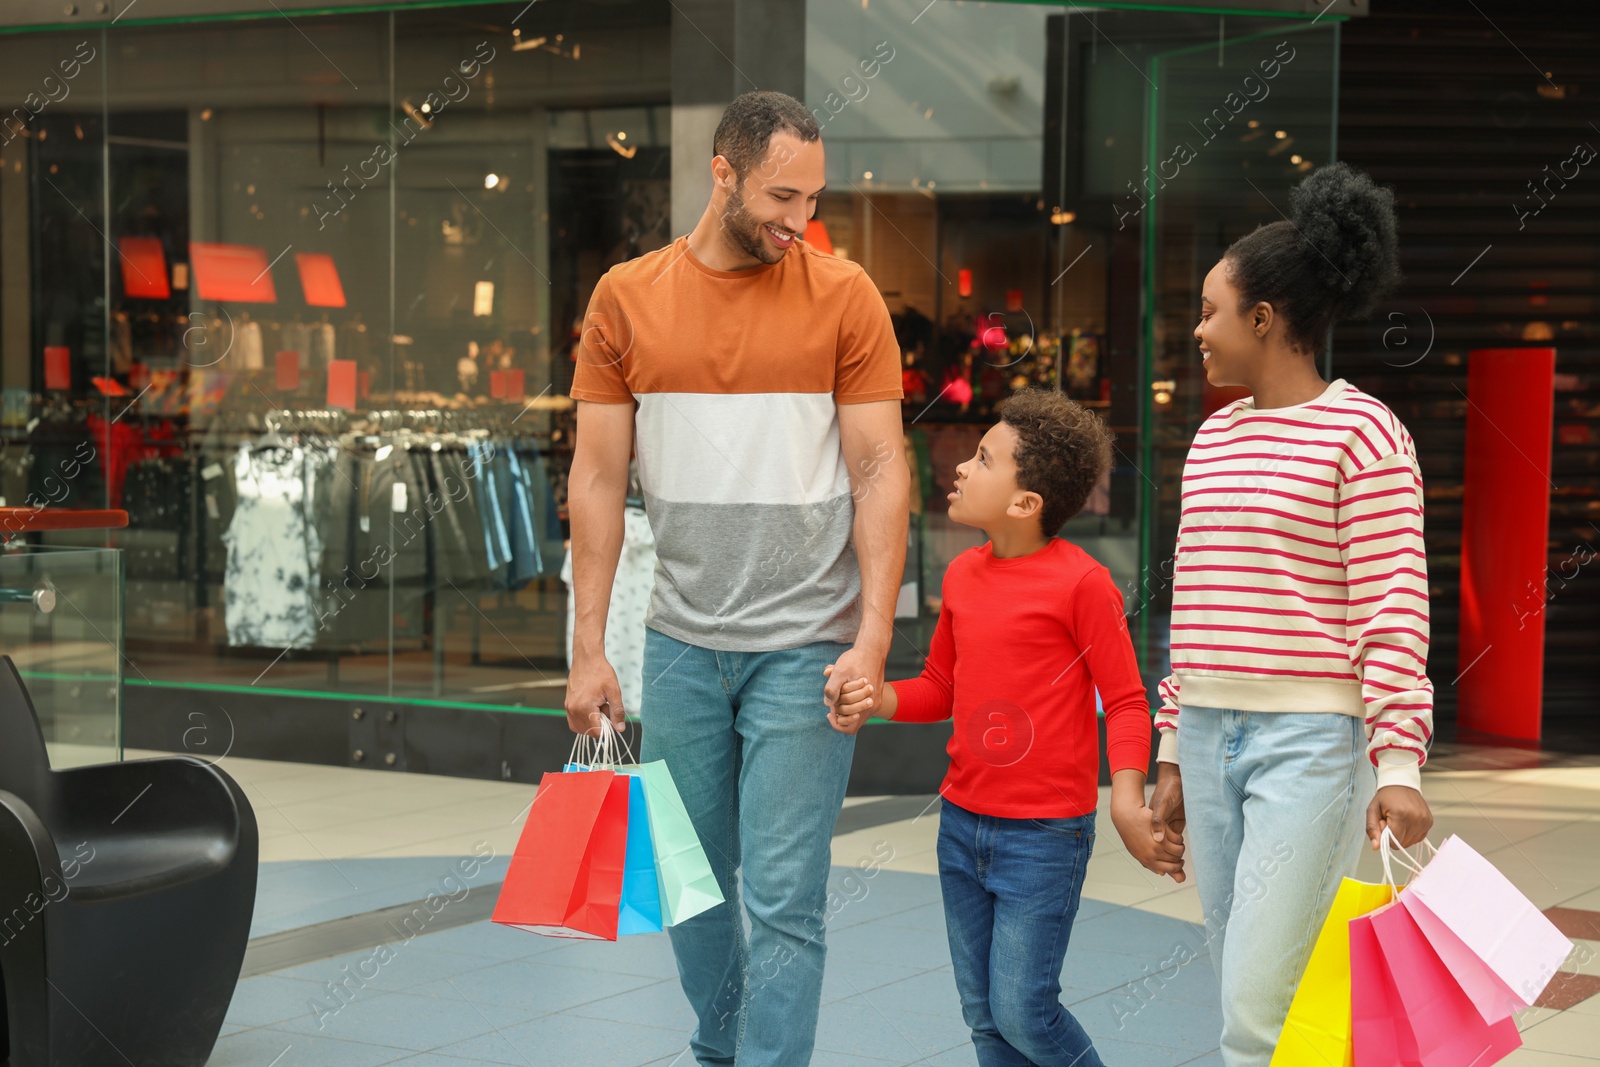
[1270,877,1396,1067]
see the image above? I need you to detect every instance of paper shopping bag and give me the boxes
[615,760,725,926]
[1271,878,1396,1067]
[1369,900,1522,1066]
[491,769,629,940]
[1400,835,1572,1022]
[617,772,664,935]
[1350,909,1418,1067]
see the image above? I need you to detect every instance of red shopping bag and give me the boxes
[491,769,629,940]
[1351,903,1521,1067]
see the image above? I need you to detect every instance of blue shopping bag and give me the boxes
[617,772,664,935]
[565,761,662,936]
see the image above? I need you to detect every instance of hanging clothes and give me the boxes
[223,443,322,648]
[562,505,655,712]
[235,319,264,370]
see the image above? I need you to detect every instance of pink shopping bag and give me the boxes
[1350,909,1415,1067]
[1367,900,1522,1067]
[1401,835,1572,1022]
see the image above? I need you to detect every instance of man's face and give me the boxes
[717,132,826,265]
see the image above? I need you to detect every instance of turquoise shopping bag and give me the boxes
[614,761,725,926]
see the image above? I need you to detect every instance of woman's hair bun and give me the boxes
[1289,161,1402,322]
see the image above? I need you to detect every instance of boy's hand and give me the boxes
[823,664,887,734]
[1110,768,1186,882]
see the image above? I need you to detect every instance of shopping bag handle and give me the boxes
[1378,825,1435,893]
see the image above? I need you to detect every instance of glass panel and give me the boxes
[0,543,123,768]
[1139,20,1341,660]
[808,3,1341,682]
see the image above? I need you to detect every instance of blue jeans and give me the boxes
[937,799,1105,1067]
[1177,706,1375,1067]
[640,627,856,1067]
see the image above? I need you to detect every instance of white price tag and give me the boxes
[202,463,223,481]
[360,515,371,533]
[391,482,408,513]
[205,493,219,519]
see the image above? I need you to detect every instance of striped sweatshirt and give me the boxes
[1155,379,1433,792]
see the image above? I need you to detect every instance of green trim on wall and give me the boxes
[123,677,570,716]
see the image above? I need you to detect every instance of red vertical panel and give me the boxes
[1458,347,1555,742]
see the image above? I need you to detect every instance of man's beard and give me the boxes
[723,186,784,265]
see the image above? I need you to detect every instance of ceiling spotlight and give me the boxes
[485,173,500,189]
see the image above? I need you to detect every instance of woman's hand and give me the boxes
[1148,762,1187,883]
[1366,785,1433,849]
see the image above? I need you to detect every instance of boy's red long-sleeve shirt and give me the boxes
[888,537,1152,819]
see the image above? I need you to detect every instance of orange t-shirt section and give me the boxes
[569,236,902,405]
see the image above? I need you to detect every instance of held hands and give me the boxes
[1366,785,1433,849]
[1110,768,1187,882]
[823,662,894,734]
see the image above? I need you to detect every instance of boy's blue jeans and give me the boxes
[639,627,856,1067]
[937,798,1106,1067]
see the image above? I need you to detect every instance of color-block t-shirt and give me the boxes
[570,236,902,652]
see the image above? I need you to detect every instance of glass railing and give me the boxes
[0,543,123,768]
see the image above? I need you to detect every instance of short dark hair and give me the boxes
[998,389,1113,536]
[712,91,821,183]
[1224,161,1401,355]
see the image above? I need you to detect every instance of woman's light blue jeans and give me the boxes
[640,627,857,1067]
[1177,706,1375,1067]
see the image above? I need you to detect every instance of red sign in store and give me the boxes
[275,351,301,392]
[117,236,172,299]
[295,252,347,308]
[327,359,357,409]
[44,346,71,390]
[189,242,278,304]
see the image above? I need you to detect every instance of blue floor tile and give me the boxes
[814,999,972,1062]
[535,931,683,980]
[562,977,698,1031]
[828,918,954,971]
[820,955,934,1006]
[408,958,661,1014]
[275,988,519,1052]
[225,975,330,1030]
[841,968,963,1020]
[434,1011,690,1067]
[277,942,491,994]
[205,1025,406,1067]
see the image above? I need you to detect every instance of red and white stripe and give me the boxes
[1155,381,1433,792]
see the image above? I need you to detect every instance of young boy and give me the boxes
[827,389,1182,1067]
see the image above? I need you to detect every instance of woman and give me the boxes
[1147,162,1434,1065]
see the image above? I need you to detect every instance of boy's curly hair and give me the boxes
[998,389,1113,536]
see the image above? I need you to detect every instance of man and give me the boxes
[564,90,909,1066]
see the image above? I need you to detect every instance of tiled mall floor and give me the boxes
[120,745,1600,1066]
